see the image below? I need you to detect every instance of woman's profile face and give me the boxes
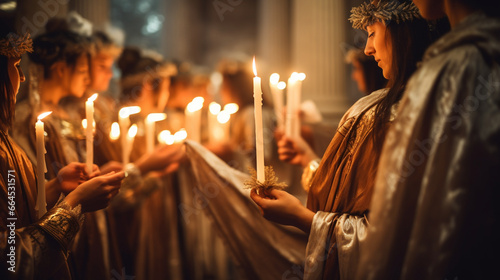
[90,53,114,92]
[364,21,393,79]
[7,57,25,99]
[63,54,90,98]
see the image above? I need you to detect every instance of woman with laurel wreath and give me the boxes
[251,1,448,279]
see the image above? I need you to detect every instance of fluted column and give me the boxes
[291,0,350,126]
[257,0,291,88]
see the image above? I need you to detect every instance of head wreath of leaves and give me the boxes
[349,1,422,30]
[0,32,33,58]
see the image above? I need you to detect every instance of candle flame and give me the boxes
[119,106,141,118]
[223,103,239,114]
[270,73,280,85]
[192,96,205,105]
[37,111,52,120]
[298,73,306,81]
[174,129,187,142]
[209,102,221,115]
[81,119,96,130]
[110,122,120,140]
[88,93,98,102]
[217,111,230,124]
[127,124,138,138]
[158,130,175,145]
[186,101,203,112]
[147,113,167,122]
[252,56,257,77]
[277,81,286,90]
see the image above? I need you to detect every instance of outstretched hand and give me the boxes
[250,189,314,234]
[56,162,100,195]
[135,143,186,175]
[64,171,125,213]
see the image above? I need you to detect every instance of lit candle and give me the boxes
[270,73,286,130]
[253,56,265,183]
[35,111,52,218]
[285,72,298,137]
[185,97,204,142]
[208,102,221,143]
[123,124,138,167]
[85,93,98,174]
[145,113,167,153]
[158,130,175,145]
[118,106,141,165]
[173,128,188,143]
[293,73,306,138]
[213,110,230,143]
[109,122,120,141]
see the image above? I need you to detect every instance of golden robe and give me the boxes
[305,89,390,280]
[0,130,82,280]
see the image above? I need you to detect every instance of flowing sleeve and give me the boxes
[0,200,83,279]
[304,212,368,280]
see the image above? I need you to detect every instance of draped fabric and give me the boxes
[0,131,73,279]
[184,140,308,279]
[305,89,389,280]
[355,12,500,280]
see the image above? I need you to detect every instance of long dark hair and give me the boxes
[0,19,18,131]
[372,1,449,147]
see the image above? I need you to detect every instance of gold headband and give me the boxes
[349,1,422,30]
[0,32,33,58]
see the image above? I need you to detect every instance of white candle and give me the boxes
[35,111,52,218]
[185,97,204,142]
[253,57,265,183]
[270,73,286,130]
[123,124,138,167]
[85,93,98,174]
[118,106,141,165]
[208,102,221,143]
[293,73,306,138]
[214,110,230,143]
[145,113,167,153]
[285,73,298,137]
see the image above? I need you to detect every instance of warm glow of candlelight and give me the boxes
[298,73,306,81]
[158,130,175,145]
[119,106,141,118]
[192,96,205,105]
[110,122,120,140]
[270,73,280,85]
[88,93,98,102]
[81,119,96,130]
[209,102,221,115]
[37,111,52,120]
[174,129,187,142]
[147,113,167,122]
[277,81,286,90]
[223,103,239,114]
[187,101,203,112]
[128,124,138,138]
[217,110,230,124]
[252,56,257,76]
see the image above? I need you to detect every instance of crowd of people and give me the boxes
[1,0,499,279]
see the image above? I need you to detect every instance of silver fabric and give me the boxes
[304,212,368,280]
[184,140,308,279]
[356,12,500,279]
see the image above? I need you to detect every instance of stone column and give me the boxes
[291,0,351,126]
[257,0,291,88]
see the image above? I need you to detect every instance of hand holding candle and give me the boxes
[253,56,265,183]
[36,111,52,218]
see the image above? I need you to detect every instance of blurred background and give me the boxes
[2,0,367,127]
